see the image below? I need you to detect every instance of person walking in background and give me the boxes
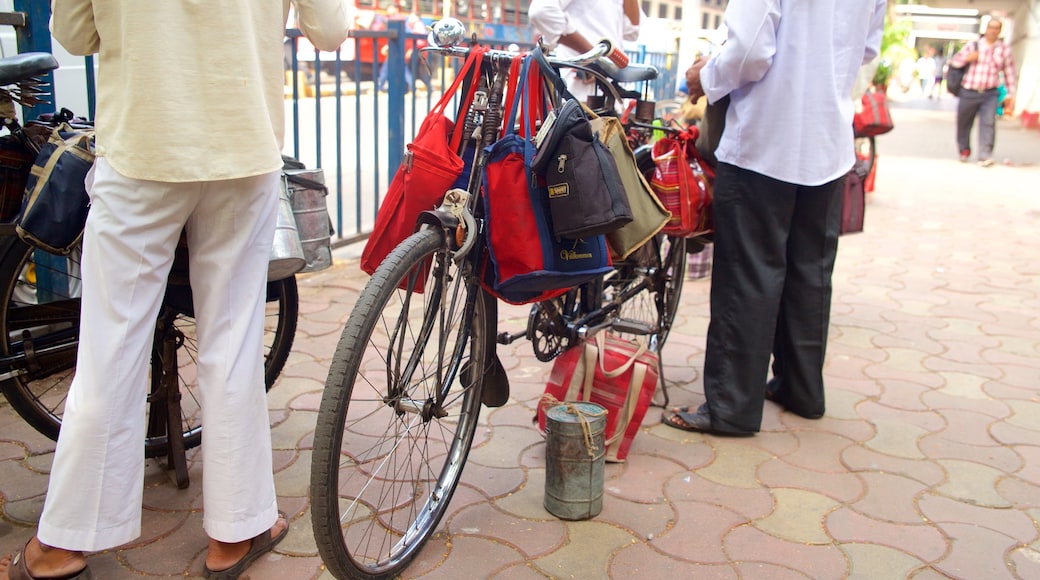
[931,47,947,99]
[916,47,937,96]
[529,0,643,104]
[662,0,886,436]
[0,2,348,580]
[949,17,1017,166]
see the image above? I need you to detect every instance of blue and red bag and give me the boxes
[482,55,612,305]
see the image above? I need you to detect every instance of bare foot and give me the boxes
[0,537,87,579]
[205,514,288,573]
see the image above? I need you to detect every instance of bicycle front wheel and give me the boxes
[310,227,489,580]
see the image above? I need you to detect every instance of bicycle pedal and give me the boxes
[611,319,655,335]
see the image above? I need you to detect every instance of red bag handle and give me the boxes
[421,45,487,152]
[499,55,524,140]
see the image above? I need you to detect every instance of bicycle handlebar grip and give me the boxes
[604,42,629,68]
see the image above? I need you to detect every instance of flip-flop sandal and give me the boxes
[7,541,92,580]
[203,511,289,579]
[661,409,710,432]
[665,405,696,416]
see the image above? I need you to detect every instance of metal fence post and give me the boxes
[11,1,67,301]
[12,0,56,120]
[386,19,406,178]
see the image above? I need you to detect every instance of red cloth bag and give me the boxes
[853,90,894,138]
[537,334,658,462]
[360,46,488,286]
[650,134,712,237]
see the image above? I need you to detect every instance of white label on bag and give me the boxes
[534,109,557,149]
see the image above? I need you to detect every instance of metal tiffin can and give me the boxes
[543,401,607,520]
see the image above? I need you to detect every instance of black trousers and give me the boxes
[702,163,842,433]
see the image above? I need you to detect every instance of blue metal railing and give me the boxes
[12,6,678,246]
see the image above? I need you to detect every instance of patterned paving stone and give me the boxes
[662,472,774,520]
[612,544,740,578]
[918,434,1022,472]
[650,501,746,564]
[448,502,566,558]
[841,542,929,579]
[930,522,1020,579]
[874,379,931,412]
[777,431,860,473]
[918,388,1011,418]
[462,461,528,500]
[994,476,1040,510]
[274,446,309,498]
[596,492,674,541]
[987,363,1040,391]
[493,467,552,521]
[826,507,947,563]
[917,494,1038,544]
[694,443,772,489]
[418,535,526,579]
[757,459,864,503]
[1009,545,1040,580]
[0,441,23,462]
[723,524,848,579]
[861,419,929,459]
[529,521,637,579]
[120,511,204,576]
[603,453,685,504]
[468,425,544,469]
[848,472,929,524]
[755,489,839,544]
[1011,446,1040,487]
[934,459,1012,508]
[270,410,322,451]
[636,430,716,470]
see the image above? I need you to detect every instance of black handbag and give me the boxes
[946,43,973,97]
[530,48,632,240]
[17,122,95,255]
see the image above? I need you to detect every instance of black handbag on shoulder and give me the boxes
[946,43,974,97]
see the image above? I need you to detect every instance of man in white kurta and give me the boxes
[663,0,886,436]
[529,0,642,104]
[0,2,348,579]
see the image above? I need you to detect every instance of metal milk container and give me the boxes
[543,402,607,520]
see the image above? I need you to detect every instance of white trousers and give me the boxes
[37,158,281,550]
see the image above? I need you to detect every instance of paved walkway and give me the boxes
[2,100,1040,579]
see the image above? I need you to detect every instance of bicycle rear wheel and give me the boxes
[0,239,297,456]
[609,234,686,348]
[310,227,490,580]
[143,275,298,458]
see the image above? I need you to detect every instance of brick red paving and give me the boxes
[3,103,1040,578]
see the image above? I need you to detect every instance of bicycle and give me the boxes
[0,52,299,486]
[309,21,690,579]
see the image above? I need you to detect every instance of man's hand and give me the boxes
[1003,96,1015,115]
[685,57,708,102]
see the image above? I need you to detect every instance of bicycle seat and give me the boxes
[590,61,658,84]
[0,52,59,86]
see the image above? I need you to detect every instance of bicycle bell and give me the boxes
[429,18,466,48]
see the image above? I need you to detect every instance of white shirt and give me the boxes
[700,0,886,186]
[529,0,641,103]
[52,0,350,182]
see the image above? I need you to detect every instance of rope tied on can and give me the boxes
[539,393,606,458]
